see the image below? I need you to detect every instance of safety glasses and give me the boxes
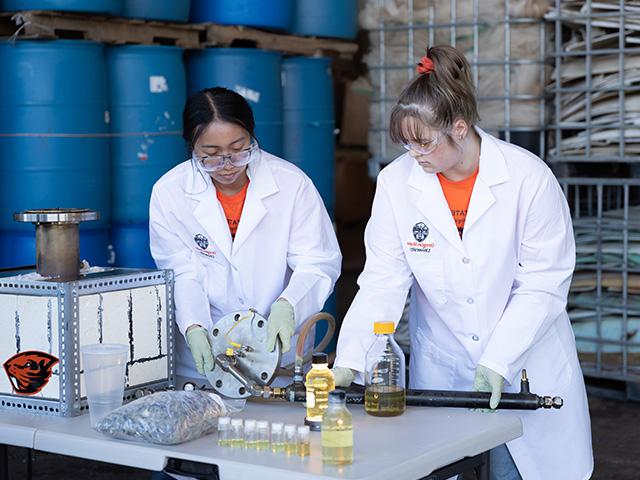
[193,141,259,172]
[403,134,443,156]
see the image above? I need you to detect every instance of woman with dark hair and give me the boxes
[150,87,341,388]
[333,46,593,480]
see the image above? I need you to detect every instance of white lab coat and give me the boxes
[150,150,342,380]
[335,128,593,480]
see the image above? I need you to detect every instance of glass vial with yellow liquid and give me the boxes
[244,419,258,449]
[270,422,285,453]
[217,416,231,447]
[256,420,270,451]
[230,418,244,447]
[364,321,406,417]
[321,389,353,465]
[297,425,311,457]
[305,353,335,431]
[284,424,297,456]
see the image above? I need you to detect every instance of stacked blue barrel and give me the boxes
[187,48,284,157]
[122,0,190,22]
[0,40,111,267]
[190,0,293,30]
[292,0,358,40]
[188,1,292,158]
[106,45,186,269]
[282,55,337,340]
[283,56,335,218]
[0,0,123,14]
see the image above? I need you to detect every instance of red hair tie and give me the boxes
[416,55,434,75]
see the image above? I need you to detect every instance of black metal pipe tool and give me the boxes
[344,370,563,410]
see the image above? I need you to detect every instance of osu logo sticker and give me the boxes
[194,234,209,250]
[4,351,59,395]
[412,222,429,242]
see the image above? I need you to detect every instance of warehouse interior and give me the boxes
[1,1,639,479]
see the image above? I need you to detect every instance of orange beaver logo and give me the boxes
[3,351,59,395]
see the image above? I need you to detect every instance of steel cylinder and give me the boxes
[35,224,80,280]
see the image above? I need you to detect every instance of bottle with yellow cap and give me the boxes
[364,321,406,417]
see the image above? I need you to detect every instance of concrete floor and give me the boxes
[4,394,640,479]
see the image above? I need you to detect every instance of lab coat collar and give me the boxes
[406,126,510,252]
[183,151,280,261]
[463,127,510,233]
[232,150,279,253]
[184,161,233,262]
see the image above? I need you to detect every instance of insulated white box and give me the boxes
[0,268,175,416]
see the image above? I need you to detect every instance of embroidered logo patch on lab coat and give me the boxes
[194,234,209,250]
[412,222,429,241]
[407,222,435,253]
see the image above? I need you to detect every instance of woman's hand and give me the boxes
[186,325,215,375]
[265,299,295,353]
[474,364,505,411]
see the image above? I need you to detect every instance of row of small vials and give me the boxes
[218,417,311,457]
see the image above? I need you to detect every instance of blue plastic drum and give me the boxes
[190,0,293,31]
[0,40,111,232]
[0,0,123,14]
[110,223,155,269]
[122,0,190,22]
[106,45,186,225]
[292,0,358,40]
[187,48,283,157]
[282,56,335,217]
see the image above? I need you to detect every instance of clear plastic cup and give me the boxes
[81,343,128,428]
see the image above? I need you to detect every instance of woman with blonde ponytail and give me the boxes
[333,45,593,480]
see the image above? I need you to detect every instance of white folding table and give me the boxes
[0,400,522,480]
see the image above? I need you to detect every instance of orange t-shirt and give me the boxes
[216,180,250,239]
[437,170,479,237]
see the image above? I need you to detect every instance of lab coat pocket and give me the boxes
[411,328,458,390]
[414,258,448,306]
[204,257,228,304]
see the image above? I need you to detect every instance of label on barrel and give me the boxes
[150,76,169,93]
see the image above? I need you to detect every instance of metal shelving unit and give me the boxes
[561,178,640,388]
[364,0,548,176]
[546,0,640,171]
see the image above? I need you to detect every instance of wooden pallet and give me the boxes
[0,11,359,59]
[204,24,358,59]
[0,10,202,48]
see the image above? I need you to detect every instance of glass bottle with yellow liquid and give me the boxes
[364,321,406,417]
[305,353,335,431]
[321,389,353,465]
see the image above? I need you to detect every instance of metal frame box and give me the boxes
[0,267,175,416]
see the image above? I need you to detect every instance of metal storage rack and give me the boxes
[365,0,548,176]
[560,178,640,392]
[549,1,640,395]
[546,0,640,170]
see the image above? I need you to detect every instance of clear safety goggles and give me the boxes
[192,141,259,172]
[403,133,444,156]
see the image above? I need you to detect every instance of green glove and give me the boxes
[331,366,356,387]
[474,364,505,411]
[266,299,295,353]
[186,325,215,375]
